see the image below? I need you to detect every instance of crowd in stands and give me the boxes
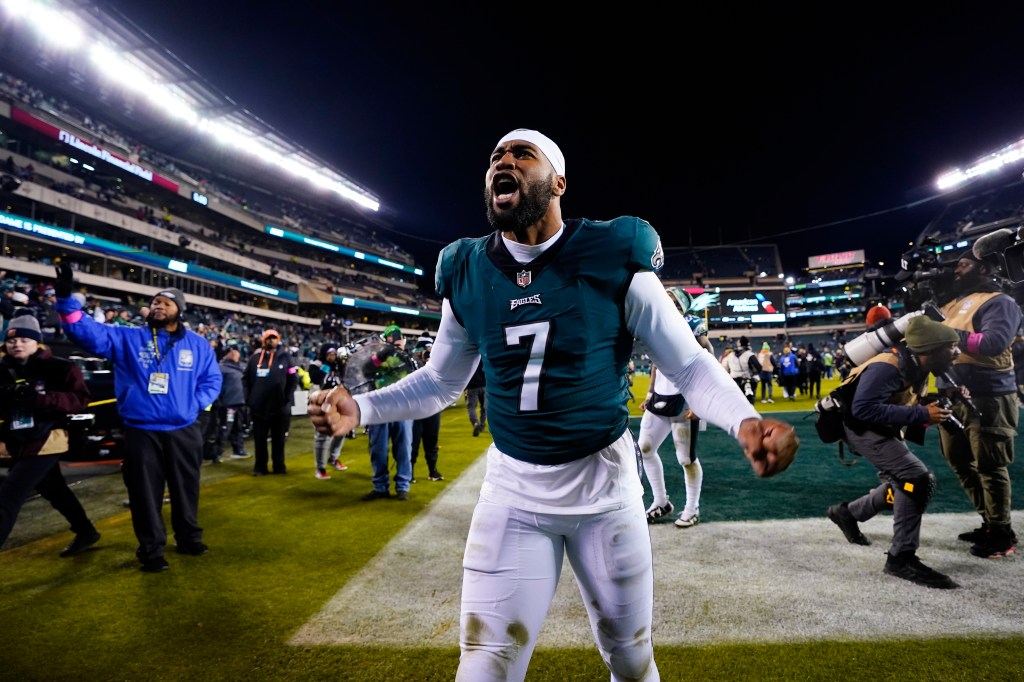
[0,70,431,309]
[0,272,420,370]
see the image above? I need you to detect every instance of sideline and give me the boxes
[292,451,1024,648]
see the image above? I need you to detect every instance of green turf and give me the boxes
[0,381,1021,681]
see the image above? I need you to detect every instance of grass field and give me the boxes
[1,375,1022,681]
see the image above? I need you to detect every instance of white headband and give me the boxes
[496,129,565,177]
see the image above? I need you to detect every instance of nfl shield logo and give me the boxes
[516,270,532,288]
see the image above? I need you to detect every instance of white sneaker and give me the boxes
[761,399,767,403]
[674,512,700,528]
[645,501,674,523]
[767,398,775,403]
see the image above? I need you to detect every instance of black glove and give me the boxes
[55,263,74,298]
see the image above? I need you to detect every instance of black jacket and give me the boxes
[242,347,297,417]
[0,347,90,457]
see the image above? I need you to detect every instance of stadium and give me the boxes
[0,2,1022,680]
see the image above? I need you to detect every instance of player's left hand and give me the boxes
[737,417,798,478]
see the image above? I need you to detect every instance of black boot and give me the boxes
[969,523,1017,558]
[957,520,989,543]
[883,551,958,589]
[60,529,101,557]
[826,502,870,545]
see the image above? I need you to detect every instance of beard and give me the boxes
[484,175,554,237]
[146,310,178,329]
[951,269,984,295]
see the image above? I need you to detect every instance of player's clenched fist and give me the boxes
[308,386,360,437]
[737,417,798,478]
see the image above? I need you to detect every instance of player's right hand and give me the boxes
[308,386,360,437]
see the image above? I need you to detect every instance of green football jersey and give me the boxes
[436,217,664,463]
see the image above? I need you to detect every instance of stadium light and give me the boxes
[2,0,84,50]
[2,0,380,213]
[936,138,1024,191]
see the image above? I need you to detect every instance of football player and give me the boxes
[309,128,798,681]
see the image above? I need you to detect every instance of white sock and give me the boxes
[642,450,669,508]
[682,460,703,516]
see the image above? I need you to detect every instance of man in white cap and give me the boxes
[54,269,221,573]
[309,128,798,681]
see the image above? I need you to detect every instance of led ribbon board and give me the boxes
[0,210,442,319]
[10,106,180,193]
[265,225,424,276]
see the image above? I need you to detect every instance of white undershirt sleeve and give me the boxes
[625,271,760,437]
[354,299,481,425]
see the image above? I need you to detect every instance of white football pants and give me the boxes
[456,500,659,682]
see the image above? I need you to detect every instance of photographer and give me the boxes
[936,251,1020,558]
[821,316,962,589]
[0,313,101,558]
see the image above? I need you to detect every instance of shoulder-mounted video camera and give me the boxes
[894,240,958,309]
[972,226,1024,284]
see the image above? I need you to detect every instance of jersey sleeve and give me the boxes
[629,217,664,274]
[434,240,465,299]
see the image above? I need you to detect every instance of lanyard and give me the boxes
[151,328,178,370]
[257,349,276,370]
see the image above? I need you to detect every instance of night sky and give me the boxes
[107,2,1024,279]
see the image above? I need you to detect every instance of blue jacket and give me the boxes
[779,351,799,376]
[55,296,221,431]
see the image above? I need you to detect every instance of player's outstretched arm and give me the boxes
[308,387,360,437]
[736,417,798,478]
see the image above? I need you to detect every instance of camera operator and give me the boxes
[0,313,101,558]
[936,250,1020,558]
[821,316,962,589]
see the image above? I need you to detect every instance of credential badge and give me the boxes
[516,270,532,288]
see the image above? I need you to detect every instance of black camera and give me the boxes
[1,379,33,403]
[895,240,957,310]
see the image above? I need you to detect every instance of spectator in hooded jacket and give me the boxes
[0,313,100,558]
[216,343,250,460]
[243,329,296,476]
[55,267,221,573]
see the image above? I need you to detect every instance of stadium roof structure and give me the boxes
[0,0,385,224]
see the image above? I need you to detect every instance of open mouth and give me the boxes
[492,173,519,206]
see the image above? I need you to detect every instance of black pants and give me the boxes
[216,404,246,454]
[0,453,94,547]
[123,424,203,562]
[807,372,822,399]
[200,409,221,461]
[252,412,290,474]
[411,412,441,477]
